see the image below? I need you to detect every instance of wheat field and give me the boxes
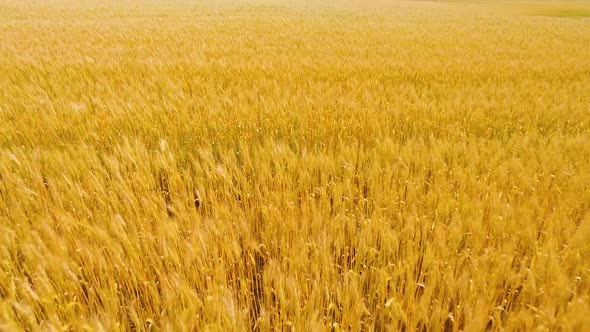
[1,0,589,331]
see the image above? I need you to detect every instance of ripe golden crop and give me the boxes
[1,1,589,330]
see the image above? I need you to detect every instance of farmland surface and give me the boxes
[1,0,590,330]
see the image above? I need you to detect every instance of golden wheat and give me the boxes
[0,0,589,330]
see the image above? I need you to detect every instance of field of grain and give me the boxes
[1,0,589,330]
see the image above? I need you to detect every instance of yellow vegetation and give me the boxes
[1,0,589,330]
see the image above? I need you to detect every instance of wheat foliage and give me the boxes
[0,1,589,330]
